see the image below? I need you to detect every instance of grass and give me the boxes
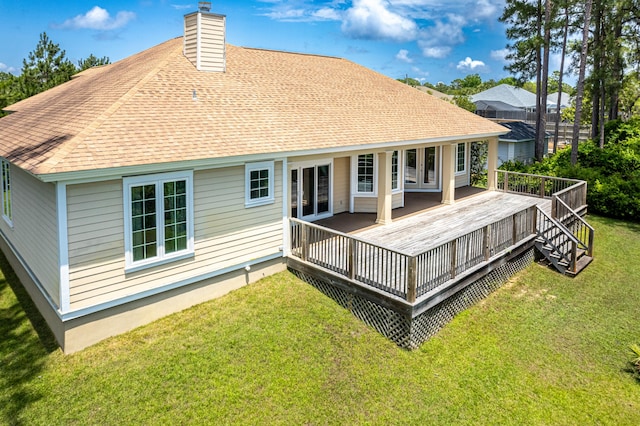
[1,215,639,425]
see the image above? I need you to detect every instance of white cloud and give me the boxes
[313,7,342,20]
[456,56,486,71]
[56,6,135,31]
[342,0,418,42]
[490,48,509,62]
[396,49,413,63]
[419,45,451,58]
[0,62,17,73]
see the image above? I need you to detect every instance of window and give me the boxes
[456,143,466,174]
[124,171,194,271]
[1,160,11,225]
[357,154,374,193]
[391,151,399,191]
[245,161,274,207]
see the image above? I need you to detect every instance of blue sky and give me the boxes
[0,0,519,85]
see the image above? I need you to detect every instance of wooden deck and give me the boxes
[355,191,551,256]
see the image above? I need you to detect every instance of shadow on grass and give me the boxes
[0,250,57,425]
[591,214,640,233]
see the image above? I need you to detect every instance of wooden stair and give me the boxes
[534,206,594,277]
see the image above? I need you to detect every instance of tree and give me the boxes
[0,72,21,117]
[397,76,421,87]
[77,54,110,71]
[571,0,593,165]
[452,95,477,112]
[20,32,76,97]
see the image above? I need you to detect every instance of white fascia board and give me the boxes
[34,131,507,184]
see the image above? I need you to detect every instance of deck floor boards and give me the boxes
[352,191,550,255]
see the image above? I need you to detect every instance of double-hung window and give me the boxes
[1,159,11,226]
[357,153,375,193]
[391,150,399,191]
[124,171,194,271]
[456,143,466,174]
[245,161,275,207]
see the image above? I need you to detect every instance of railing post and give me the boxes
[588,228,595,257]
[301,223,308,261]
[407,256,417,303]
[450,239,457,279]
[504,171,509,193]
[551,194,557,220]
[532,206,538,235]
[348,238,356,280]
[483,224,491,261]
[512,212,518,244]
[540,176,546,198]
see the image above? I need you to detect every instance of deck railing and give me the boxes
[290,205,537,303]
[496,170,593,273]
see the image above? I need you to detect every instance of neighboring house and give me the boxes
[547,92,573,112]
[0,5,586,353]
[471,84,538,120]
[497,121,548,166]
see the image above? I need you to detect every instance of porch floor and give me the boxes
[318,189,551,256]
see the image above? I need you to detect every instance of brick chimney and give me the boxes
[183,2,226,72]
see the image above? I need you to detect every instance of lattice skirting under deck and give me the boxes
[290,248,535,349]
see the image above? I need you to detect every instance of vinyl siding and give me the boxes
[67,164,283,310]
[0,166,59,305]
[353,193,403,213]
[333,157,349,214]
[199,14,226,72]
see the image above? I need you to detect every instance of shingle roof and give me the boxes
[0,37,506,176]
[499,121,549,142]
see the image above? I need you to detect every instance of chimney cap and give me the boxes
[198,2,211,12]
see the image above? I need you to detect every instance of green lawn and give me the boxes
[1,215,639,425]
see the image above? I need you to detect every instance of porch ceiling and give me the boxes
[353,191,551,255]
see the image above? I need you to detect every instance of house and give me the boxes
[497,121,548,165]
[471,84,538,120]
[547,91,573,112]
[0,5,593,353]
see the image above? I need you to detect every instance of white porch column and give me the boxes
[487,137,498,191]
[441,143,456,205]
[376,151,393,225]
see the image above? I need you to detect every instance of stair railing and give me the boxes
[553,196,594,257]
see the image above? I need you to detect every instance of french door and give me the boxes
[291,163,332,220]
[404,147,440,190]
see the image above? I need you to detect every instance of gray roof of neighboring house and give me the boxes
[499,121,549,142]
[547,92,573,109]
[471,84,537,109]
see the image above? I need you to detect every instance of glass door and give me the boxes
[404,147,440,190]
[290,163,332,220]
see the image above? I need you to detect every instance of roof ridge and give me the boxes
[34,41,182,174]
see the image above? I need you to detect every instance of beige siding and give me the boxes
[183,14,198,66]
[333,157,349,214]
[67,163,283,310]
[183,12,225,72]
[0,166,59,305]
[354,197,376,213]
[392,192,403,209]
[199,14,226,72]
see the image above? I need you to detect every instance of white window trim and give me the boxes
[1,159,12,227]
[123,170,194,273]
[391,150,403,194]
[351,153,377,196]
[455,143,467,175]
[245,161,275,207]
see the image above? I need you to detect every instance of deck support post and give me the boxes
[483,224,491,261]
[407,256,417,303]
[441,143,455,205]
[487,137,498,191]
[376,151,393,225]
